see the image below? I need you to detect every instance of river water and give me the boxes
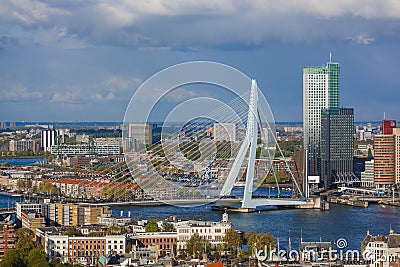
[0,157,47,166]
[0,194,398,251]
[0,158,398,252]
[110,199,398,251]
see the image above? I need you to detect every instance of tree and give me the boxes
[245,232,275,256]
[107,225,127,235]
[26,248,49,267]
[49,258,64,267]
[161,221,175,232]
[186,233,211,259]
[367,148,373,159]
[101,185,130,201]
[125,243,132,254]
[145,219,158,232]
[64,229,83,237]
[0,249,24,267]
[223,228,241,257]
[38,180,58,195]
[15,228,40,265]
[17,180,27,191]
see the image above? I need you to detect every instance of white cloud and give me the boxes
[0,0,66,25]
[163,87,206,102]
[0,84,43,101]
[350,33,375,45]
[51,91,80,103]
[105,92,116,100]
[94,93,103,101]
[102,75,142,91]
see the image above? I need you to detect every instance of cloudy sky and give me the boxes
[1,0,400,122]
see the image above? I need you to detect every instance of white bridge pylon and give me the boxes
[219,80,306,209]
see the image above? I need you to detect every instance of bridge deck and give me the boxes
[85,197,306,207]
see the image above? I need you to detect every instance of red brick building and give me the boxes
[0,224,16,258]
[133,232,177,256]
[382,120,397,135]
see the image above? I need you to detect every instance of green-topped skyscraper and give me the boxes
[303,56,340,178]
[303,55,354,188]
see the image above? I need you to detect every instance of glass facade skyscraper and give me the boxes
[303,59,354,188]
[327,62,340,110]
[303,61,340,177]
[320,108,354,188]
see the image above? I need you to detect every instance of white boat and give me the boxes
[234,181,246,187]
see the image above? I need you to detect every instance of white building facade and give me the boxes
[41,129,58,151]
[303,61,340,177]
[36,228,126,264]
[176,212,231,250]
[361,160,375,188]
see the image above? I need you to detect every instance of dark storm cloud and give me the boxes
[1,1,400,121]
[1,1,400,48]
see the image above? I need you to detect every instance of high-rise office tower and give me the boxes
[128,123,153,151]
[320,108,354,188]
[303,59,340,177]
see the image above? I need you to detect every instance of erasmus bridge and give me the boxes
[215,80,306,209]
[117,76,307,210]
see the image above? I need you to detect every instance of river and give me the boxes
[110,199,398,251]
[0,160,397,252]
[0,194,397,251]
[0,157,47,166]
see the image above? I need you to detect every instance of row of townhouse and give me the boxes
[33,178,142,199]
[361,229,400,267]
[33,212,234,265]
[0,170,39,191]
[16,201,111,227]
[36,226,126,266]
[126,212,232,258]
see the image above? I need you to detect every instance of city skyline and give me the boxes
[1,1,400,122]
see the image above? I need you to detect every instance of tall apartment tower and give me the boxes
[41,129,58,152]
[374,134,395,189]
[320,108,354,188]
[394,128,400,185]
[373,122,400,189]
[303,60,340,177]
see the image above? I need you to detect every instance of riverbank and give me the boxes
[259,183,294,189]
[0,194,397,251]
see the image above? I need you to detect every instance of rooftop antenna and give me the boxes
[384,112,386,120]
[329,52,332,62]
